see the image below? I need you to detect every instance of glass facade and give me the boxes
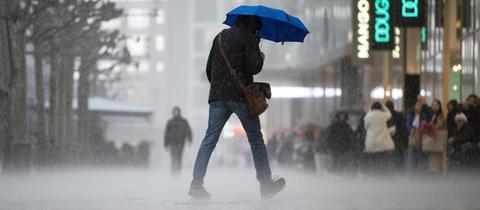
[422,0,480,102]
[421,0,445,101]
[461,0,479,99]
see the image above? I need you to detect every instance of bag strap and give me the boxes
[217,34,247,91]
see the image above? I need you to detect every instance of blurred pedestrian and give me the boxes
[326,112,353,174]
[315,127,329,174]
[277,132,295,167]
[417,95,433,121]
[189,15,284,199]
[446,100,461,138]
[266,133,280,165]
[462,94,480,138]
[386,101,408,172]
[423,100,447,175]
[405,101,429,175]
[352,113,367,174]
[447,113,477,172]
[164,107,192,175]
[301,123,318,173]
[364,102,395,175]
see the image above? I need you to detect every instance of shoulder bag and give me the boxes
[217,34,270,116]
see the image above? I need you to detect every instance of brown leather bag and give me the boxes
[217,34,270,116]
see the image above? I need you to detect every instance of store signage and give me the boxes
[369,0,394,50]
[392,27,401,59]
[394,0,426,27]
[421,26,427,50]
[357,0,370,58]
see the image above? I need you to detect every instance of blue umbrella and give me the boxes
[224,5,309,43]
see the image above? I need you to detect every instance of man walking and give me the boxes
[164,106,192,175]
[188,15,285,199]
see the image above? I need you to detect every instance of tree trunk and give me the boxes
[9,28,30,171]
[77,53,92,162]
[0,0,13,172]
[33,39,48,168]
[47,44,59,164]
[56,51,66,160]
[58,51,75,162]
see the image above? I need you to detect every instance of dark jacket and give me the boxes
[206,27,264,103]
[448,124,477,161]
[447,108,461,137]
[387,110,408,152]
[327,120,353,153]
[164,117,192,148]
[463,106,480,137]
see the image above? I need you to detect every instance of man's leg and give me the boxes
[177,146,184,174]
[192,101,232,184]
[170,146,178,174]
[230,102,271,184]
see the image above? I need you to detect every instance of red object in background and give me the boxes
[232,124,246,136]
[419,121,436,136]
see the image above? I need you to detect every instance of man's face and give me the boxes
[173,109,180,118]
[467,97,477,106]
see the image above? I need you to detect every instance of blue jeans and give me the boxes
[192,101,272,185]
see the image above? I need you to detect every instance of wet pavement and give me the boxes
[0,168,479,210]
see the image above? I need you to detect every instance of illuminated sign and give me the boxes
[369,0,394,50]
[356,0,370,58]
[421,26,427,50]
[392,27,401,59]
[394,0,426,27]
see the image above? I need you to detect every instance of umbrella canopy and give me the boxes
[224,5,309,43]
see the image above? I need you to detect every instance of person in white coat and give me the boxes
[364,101,395,174]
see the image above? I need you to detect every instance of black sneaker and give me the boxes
[188,182,211,199]
[260,176,286,199]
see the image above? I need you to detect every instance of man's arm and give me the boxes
[185,120,193,143]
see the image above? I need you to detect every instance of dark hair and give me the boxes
[432,99,443,123]
[448,99,458,109]
[371,102,382,111]
[467,94,478,100]
[432,99,443,115]
[335,111,349,121]
[385,100,394,112]
[172,106,181,113]
[234,15,263,35]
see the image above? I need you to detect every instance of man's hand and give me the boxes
[260,51,265,60]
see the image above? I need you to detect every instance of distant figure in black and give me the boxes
[164,107,192,175]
